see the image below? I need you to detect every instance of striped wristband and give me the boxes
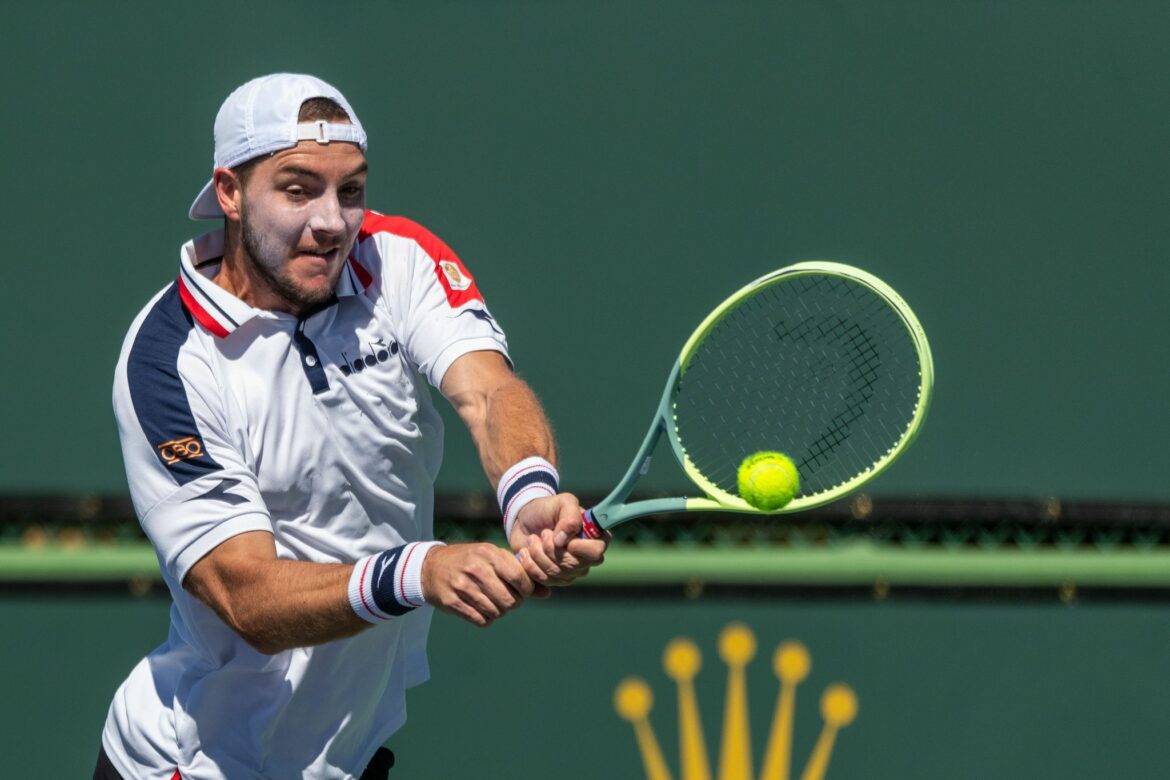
[348,541,445,624]
[497,456,560,539]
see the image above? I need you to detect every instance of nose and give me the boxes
[307,193,346,236]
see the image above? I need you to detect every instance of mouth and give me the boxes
[293,247,340,263]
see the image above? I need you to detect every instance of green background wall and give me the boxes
[5,593,1169,778]
[2,1,1168,499]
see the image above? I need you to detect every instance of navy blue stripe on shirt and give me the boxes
[126,284,223,485]
[180,264,240,328]
[293,322,330,394]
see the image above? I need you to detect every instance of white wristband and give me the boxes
[497,457,559,538]
[348,541,446,624]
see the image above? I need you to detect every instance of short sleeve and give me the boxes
[114,286,272,583]
[358,215,511,388]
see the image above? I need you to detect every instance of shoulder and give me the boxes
[352,211,483,307]
[115,280,217,408]
[114,282,227,487]
[356,211,455,257]
[119,283,195,373]
[353,211,458,273]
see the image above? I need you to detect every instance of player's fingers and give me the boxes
[540,538,608,586]
[427,554,490,625]
[550,558,593,584]
[541,528,559,560]
[452,565,506,620]
[538,550,583,585]
[564,538,607,565]
[464,604,493,627]
[440,595,489,627]
[467,555,527,613]
[469,574,520,615]
[525,533,561,578]
[458,584,503,621]
[551,498,585,547]
[489,547,536,599]
[516,547,550,586]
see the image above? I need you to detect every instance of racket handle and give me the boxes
[579,509,604,540]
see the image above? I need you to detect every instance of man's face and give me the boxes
[237,140,367,312]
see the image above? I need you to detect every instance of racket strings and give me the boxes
[673,273,923,500]
[797,317,880,472]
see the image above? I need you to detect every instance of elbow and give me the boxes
[241,634,285,656]
[183,554,290,654]
[188,583,286,654]
[230,615,287,655]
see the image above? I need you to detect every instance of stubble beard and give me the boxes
[240,199,336,313]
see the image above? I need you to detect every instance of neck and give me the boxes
[213,222,304,316]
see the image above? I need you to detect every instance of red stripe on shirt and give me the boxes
[176,277,230,339]
[358,211,484,308]
[347,256,373,290]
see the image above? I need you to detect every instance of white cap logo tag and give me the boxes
[440,261,473,291]
[189,73,368,221]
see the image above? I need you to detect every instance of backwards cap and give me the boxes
[189,73,368,220]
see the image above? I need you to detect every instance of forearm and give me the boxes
[476,377,557,486]
[442,351,564,540]
[187,557,365,654]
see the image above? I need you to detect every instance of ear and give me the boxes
[214,168,244,223]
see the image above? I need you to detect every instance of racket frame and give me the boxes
[587,261,934,532]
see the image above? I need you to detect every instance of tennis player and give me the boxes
[94,73,606,779]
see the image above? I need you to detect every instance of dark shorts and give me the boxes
[94,745,395,779]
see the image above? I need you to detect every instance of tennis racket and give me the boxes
[579,261,933,539]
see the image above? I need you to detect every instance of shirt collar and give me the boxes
[176,229,372,338]
[335,249,373,297]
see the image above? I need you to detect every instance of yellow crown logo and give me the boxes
[614,622,858,780]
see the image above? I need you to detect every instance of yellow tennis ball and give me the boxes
[737,451,799,510]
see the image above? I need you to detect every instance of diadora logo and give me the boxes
[615,622,857,780]
[440,260,473,291]
[460,306,503,336]
[157,436,204,465]
[339,337,400,377]
[191,478,248,506]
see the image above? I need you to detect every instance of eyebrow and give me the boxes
[275,162,369,180]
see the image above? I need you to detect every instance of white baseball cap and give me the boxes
[189,73,368,220]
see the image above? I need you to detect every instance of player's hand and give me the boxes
[421,543,542,627]
[510,493,608,587]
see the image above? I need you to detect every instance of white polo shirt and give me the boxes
[103,211,509,780]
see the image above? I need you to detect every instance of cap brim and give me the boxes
[189,178,224,220]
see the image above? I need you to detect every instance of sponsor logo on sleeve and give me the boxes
[431,254,483,308]
[158,436,205,465]
[440,260,473,291]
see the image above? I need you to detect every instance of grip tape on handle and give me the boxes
[579,509,603,539]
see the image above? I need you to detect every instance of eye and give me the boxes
[341,183,365,197]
